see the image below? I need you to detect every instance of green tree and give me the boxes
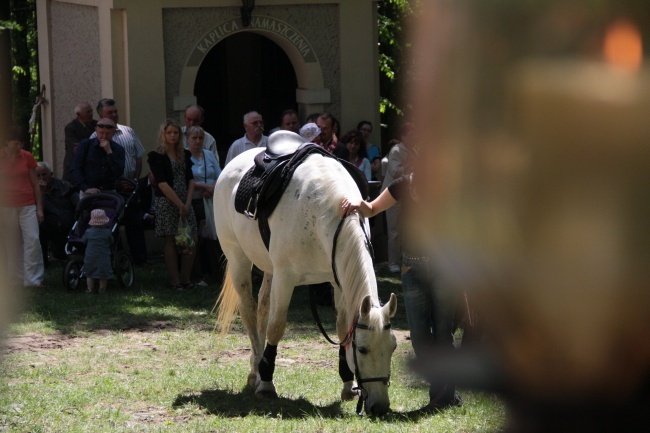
[1,0,40,156]
[377,0,419,152]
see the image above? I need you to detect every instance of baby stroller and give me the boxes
[62,179,137,291]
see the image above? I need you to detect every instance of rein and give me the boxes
[331,215,374,291]
[309,214,374,345]
[309,214,388,415]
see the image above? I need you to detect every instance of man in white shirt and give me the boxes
[181,104,219,165]
[225,111,269,166]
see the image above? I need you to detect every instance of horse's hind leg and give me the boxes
[255,273,296,399]
[229,259,263,387]
[256,272,272,350]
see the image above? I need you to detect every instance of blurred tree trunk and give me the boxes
[0,1,12,129]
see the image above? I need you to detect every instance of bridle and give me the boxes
[341,315,392,416]
[310,213,389,415]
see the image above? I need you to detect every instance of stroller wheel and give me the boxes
[114,250,135,288]
[63,255,84,291]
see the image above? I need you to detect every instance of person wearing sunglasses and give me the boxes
[69,118,126,199]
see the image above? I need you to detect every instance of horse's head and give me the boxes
[345,293,398,416]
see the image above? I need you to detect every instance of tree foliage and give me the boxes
[2,0,40,156]
[377,0,419,147]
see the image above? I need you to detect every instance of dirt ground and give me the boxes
[1,326,411,357]
[0,321,177,355]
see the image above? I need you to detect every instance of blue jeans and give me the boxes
[401,254,457,401]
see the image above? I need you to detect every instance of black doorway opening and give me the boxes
[194,32,298,164]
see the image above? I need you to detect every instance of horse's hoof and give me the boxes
[341,389,358,401]
[341,380,358,401]
[255,381,278,399]
[247,373,257,388]
[255,389,279,399]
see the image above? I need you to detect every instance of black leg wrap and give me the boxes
[259,344,278,382]
[338,346,354,383]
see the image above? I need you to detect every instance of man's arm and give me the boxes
[134,157,143,180]
[130,129,145,179]
[104,141,126,179]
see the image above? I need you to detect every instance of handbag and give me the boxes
[175,217,195,253]
[201,198,218,240]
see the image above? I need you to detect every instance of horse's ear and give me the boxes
[360,295,372,319]
[384,293,398,318]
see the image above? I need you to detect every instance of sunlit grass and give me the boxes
[0,262,506,432]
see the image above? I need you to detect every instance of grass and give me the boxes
[0,260,506,432]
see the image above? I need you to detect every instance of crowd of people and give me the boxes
[2,102,404,293]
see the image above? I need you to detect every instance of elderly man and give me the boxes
[91,99,148,265]
[91,98,145,181]
[181,104,220,163]
[69,118,126,197]
[36,162,78,265]
[63,102,97,181]
[224,111,269,166]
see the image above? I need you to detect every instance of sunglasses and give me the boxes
[96,124,115,129]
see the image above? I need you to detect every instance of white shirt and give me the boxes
[225,134,269,166]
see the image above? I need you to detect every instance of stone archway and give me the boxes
[194,32,298,162]
[176,16,330,138]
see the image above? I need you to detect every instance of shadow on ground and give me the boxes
[172,385,445,422]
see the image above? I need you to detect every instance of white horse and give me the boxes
[214,132,397,415]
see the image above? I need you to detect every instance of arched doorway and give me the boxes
[194,32,298,163]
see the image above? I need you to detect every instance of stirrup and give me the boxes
[244,196,258,220]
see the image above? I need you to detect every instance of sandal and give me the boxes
[182,282,196,290]
[172,283,184,291]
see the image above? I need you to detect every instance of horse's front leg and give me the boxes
[335,290,356,401]
[255,274,295,399]
[256,272,272,364]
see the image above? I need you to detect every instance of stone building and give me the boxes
[36,0,381,170]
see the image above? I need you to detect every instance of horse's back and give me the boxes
[214,149,362,283]
[266,154,362,282]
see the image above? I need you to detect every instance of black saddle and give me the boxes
[234,130,368,249]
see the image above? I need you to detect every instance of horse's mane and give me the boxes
[304,156,383,328]
[336,215,386,330]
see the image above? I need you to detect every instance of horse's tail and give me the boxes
[214,263,239,335]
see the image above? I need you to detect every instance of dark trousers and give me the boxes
[123,200,148,265]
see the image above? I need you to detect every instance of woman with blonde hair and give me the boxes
[147,120,197,290]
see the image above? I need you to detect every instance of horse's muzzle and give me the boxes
[366,400,390,416]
